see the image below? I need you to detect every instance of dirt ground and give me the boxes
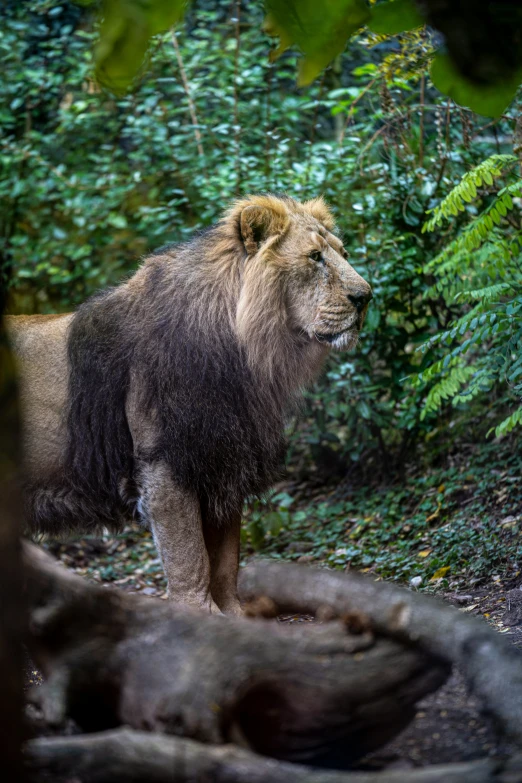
[26,531,522,773]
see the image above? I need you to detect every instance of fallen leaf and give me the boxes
[430,566,450,581]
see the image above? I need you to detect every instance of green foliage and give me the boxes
[416,155,522,436]
[423,155,517,231]
[430,54,522,121]
[95,0,187,91]
[368,0,423,37]
[3,0,521,476]
[264,0,370,86]
[241,491,294,550]
[71,0,522,115]
[1,0,332,307]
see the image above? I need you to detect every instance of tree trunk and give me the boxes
[0,315,26,781]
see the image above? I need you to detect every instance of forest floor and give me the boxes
[38,436,522,771]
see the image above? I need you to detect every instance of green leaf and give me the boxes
[368,0,424,36]
[430,53,522,118]
[264,511,285,537]
[107,213,128,229]
[95,0,188,92]
[264,0,371,86]
[490,208,501,226]
[356,399,371,419]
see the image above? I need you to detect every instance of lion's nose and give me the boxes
[348,288,373,312]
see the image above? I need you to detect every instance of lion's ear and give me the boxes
[240,205,286,255]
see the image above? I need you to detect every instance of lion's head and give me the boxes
[226,195,372,363]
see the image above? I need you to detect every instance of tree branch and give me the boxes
[239,562,522,744]
[26,728,520,783]
[170,31,205,161]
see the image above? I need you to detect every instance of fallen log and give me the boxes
[239,562,522,744]
[23,542,448,768]
[23,545,522,781]
[26,728,522,783]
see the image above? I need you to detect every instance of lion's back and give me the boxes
[6,313,73,481]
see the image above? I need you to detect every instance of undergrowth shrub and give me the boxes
[415,153,522,437]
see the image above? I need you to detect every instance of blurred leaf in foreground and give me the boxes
[264,0,370,86]
[95,0,188,92]
[368,0,423,37]
[430,52,522,119]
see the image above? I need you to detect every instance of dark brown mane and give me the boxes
[62,222,287,528]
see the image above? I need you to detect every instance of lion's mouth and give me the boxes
[314,330,347,344]
[314,326,359,349]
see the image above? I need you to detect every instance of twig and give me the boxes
[233,0,241,195]
[338,78,378,148]
[170,31,205,161]
[418,72,425,167]
[358,125,387,173]
[304,73,326,196]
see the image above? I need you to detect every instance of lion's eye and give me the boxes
[309,250,323,263]
[341,248,348,259]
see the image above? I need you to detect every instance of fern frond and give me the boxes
[421,362,477,418]
[451,366,498,405]
[417,155,522,431]
[493,405,522,437]
[423,154,517,232]
[455,282,512,303]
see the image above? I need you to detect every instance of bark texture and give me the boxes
[0,316,26,781]
[23,547,522,781]
[23,543,448,768]
[26,728,522,783]
[239,562,522,745]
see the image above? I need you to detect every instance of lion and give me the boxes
[8,194,372,614]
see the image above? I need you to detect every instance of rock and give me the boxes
[286,541,314,554]
[503,588,522,627]
[453,594,473,604]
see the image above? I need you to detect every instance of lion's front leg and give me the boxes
[138,461,220,613]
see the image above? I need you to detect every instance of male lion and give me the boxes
[8,195,372,614]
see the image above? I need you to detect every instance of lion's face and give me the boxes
[281,219,372,351]
[235,195,372,370]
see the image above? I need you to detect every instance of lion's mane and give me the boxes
[27,195,336,532]
[54,197,322,532]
